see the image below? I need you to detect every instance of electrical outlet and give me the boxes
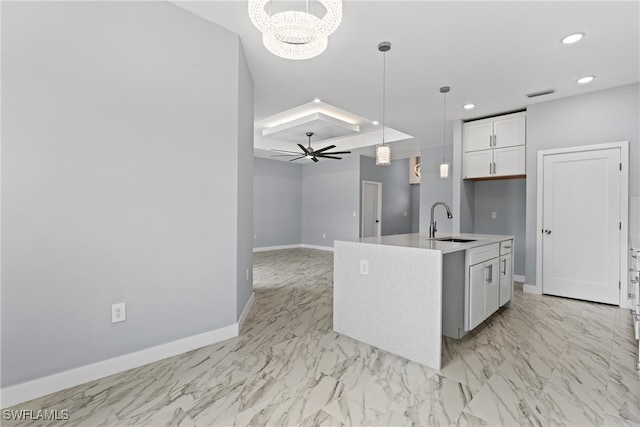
[352,211,356,217]
[323,233,326,239]
[246,267,250,281]
[112,302,126,323]
[360,260,369,275]
[403,211,408,217]
[491,212,497,219]
[253,234,257,240]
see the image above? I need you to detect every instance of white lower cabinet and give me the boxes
[499,240,513,307]
[443,238,515,339]
[499,252,513,306]
[467,245,500,331]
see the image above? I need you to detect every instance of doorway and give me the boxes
[536,141,628,305]
[362,180,382,238]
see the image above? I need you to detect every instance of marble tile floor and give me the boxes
[4,248,639,426]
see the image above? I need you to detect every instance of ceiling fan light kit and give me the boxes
[248,0,342,60]
[376,41,392,166]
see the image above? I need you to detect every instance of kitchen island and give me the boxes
[333,233,514,370]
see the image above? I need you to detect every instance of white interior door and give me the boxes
[362,181,381,238]
[542,147,621,304]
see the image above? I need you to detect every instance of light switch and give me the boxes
[491,212,497,219]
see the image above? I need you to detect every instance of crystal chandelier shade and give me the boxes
[248,0,342,60]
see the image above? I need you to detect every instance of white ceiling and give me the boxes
[173,0,640,160]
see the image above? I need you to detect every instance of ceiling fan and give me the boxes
[271,132,351,162]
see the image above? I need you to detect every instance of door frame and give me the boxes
[361,180,382,238]
[536,141,629,308]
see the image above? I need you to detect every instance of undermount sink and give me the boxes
[434,237,477,243]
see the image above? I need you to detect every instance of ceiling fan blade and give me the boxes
[271,149,303,155]
[297,144,309,155]
[289,156,306,162]
[316,155,342,160]
[270,154,299,157]
[312,145,336,154]
[318,151,351,155]
[311,157,319,162]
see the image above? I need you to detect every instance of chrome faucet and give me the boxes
[429,201,453,239]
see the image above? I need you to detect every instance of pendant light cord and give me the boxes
[382,49,386,146]
[442,89,446,162]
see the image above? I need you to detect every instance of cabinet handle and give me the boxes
[502,258,507,275]
[489,135,492,147]
[493,162,496,175]
[486,264,493,283]
[503,245,512,249]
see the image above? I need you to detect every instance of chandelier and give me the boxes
[248,0,342,60]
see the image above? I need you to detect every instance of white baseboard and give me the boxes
[238,292,255,332]
[514,274,525,283]
[523,283,541,294]
[1,324,239,408]
[253,244,334,252]
[253,244,301,252]
[301,244,334,252]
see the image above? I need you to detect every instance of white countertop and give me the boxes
[341,232,513,254]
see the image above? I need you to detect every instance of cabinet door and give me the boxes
[468,263,487,330]
[493,146,525,177]
[485,258,500,315]
[493,116,526,149]
[464,150,493,179]
[499,253,513,306]
[463,121,493,152]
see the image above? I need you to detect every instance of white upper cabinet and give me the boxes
[463,121,493,152]
[493,115,526,149]
[463,112,526,179]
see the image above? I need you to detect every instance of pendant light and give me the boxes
[439,86,450,178]
[376,41,391,166]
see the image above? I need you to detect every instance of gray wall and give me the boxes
[411,184,420,233]
[235,43,254,318]
[473,179,526,276]
[253,158,303,248]
[360,156,412,236]
[419,145,455,234]
[301,155,360,247]
[525,83,640,291]
[2,1,252,387]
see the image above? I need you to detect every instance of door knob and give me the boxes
[375,220,380,223]
[545,229,552,235]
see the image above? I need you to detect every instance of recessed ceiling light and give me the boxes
[576,75,595,84]
[562,32,584,44]
[313,98,321,103]
[372,120,379,125]
[463,103,476,110]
